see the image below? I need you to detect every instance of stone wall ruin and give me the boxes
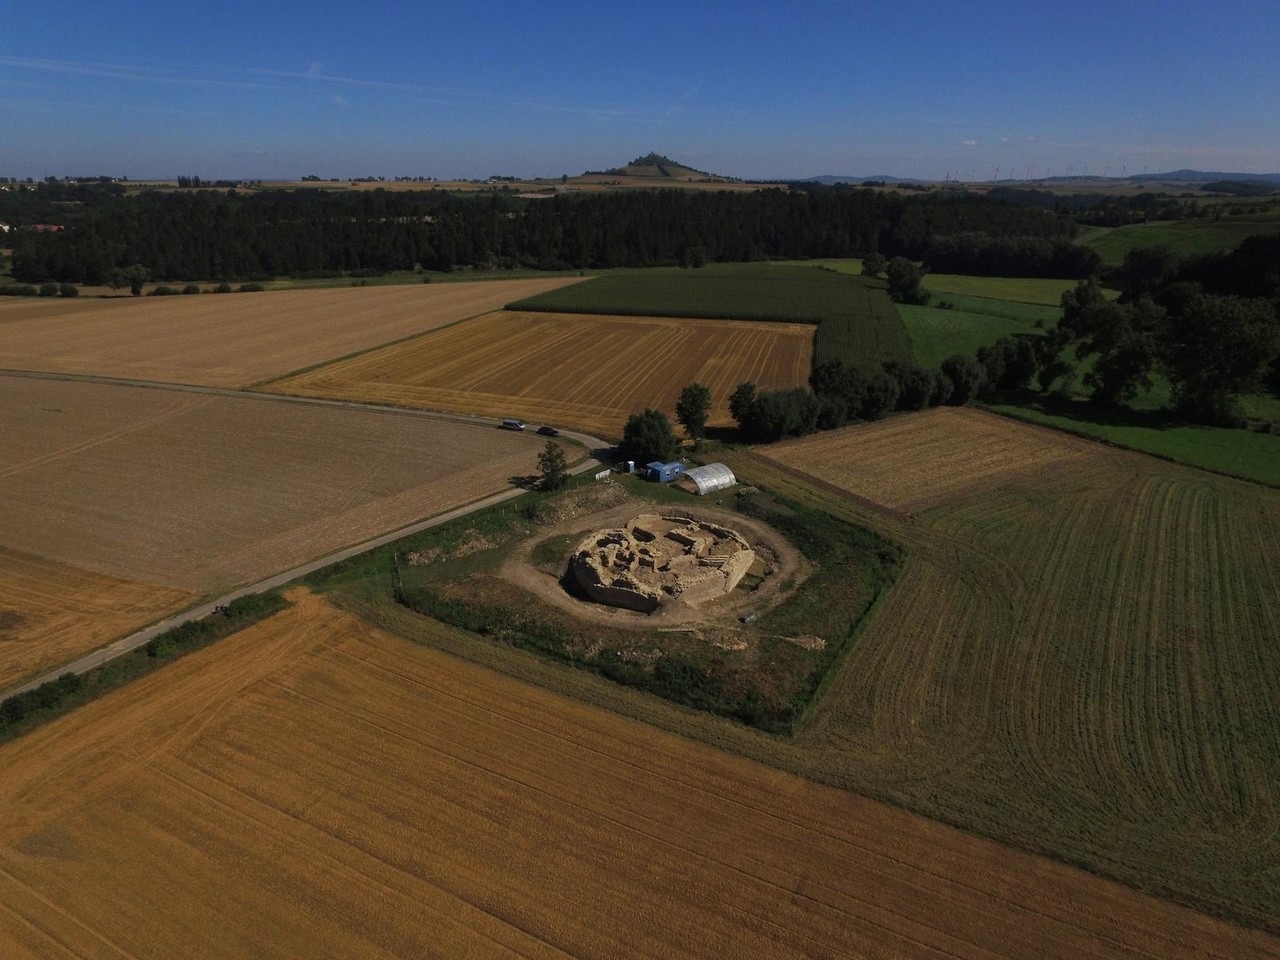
[570,514,756,613]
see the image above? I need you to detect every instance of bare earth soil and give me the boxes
[0,377,545,593]
[0,278,581,386]
[0,546,192,690]
[0,590,1274,959]
[266,310,814,437]
[760,406,1103,514]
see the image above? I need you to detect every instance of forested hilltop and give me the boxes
[5,183,1078,284]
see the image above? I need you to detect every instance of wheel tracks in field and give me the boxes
[305,633,1182,960]
[0,391,212,480]
[138,758,573,960]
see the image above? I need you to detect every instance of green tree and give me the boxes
[940,354,985,405]
[537,441,569,491]
[728,382,757,426]
[1164,294,1280,423]
[861,251,887,277]
[619,408,679,464]
[885,257,930,305]
[108,263,150,296]
[675,382,712,443]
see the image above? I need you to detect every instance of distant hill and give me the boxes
[1129,169,1280,185]
[603,153,723,180]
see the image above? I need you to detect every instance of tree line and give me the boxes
[7,183,1076,285]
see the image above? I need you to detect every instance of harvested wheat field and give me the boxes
[0,376,544,592]
[266,310,814,436]
[0,277,580,387]
[760,406,1102,514]
[1,591,1274,960]
[0,546,192,690]
[709,417,1280,932]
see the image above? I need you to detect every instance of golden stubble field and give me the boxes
[0,547,192,691]
[760,406,1103,514]
[2,589,1274,960]
[707,408,1280,931]
[0,277,581,386]
[266,309,815,436]
[0,376,549,685]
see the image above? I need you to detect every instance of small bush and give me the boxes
[147,285,178,296]
[182,284,200,295]
[58,283,79,297]
[237,282,265,293]
[0,283,38,297]
[38,282,58,297]
[213,282,233,294]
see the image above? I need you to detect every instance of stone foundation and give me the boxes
[570,514,755,612]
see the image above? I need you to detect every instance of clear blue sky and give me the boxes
[3,0,1277,181]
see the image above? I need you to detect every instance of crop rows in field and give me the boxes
[0,277,581,387]
[760,407,1101,514]
[509,263,914,373]
[2,589,1274,959]
[267,310,814,437]
[0,547,191,690]
[707,410,1280,933]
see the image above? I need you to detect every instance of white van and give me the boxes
[500,418,526,431]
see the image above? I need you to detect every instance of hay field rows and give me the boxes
[267,310,814,436]
[2,590,1274,960]
[761,407,1102,514]
[703,410,1280,930]
[0,277,580,386]
[0,547,192,690]
[0,376,543,594]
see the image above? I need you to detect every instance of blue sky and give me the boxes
[2,1,1277,181]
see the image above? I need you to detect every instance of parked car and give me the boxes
[500,418,526,431]
[536,425,559,437]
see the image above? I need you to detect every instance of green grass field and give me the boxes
[1083,216,1280,265]
[924,273,1079,305]
[899,297,1056,368]
[508,263,914,373]
[989,402,1280,486]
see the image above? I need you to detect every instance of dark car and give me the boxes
[536,425,559,437]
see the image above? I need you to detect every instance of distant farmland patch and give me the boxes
[0,276,582,387]
[759,407,1101,514]
[508,264,912,372]
[1083,216,1280,265]
[266,310,814,437]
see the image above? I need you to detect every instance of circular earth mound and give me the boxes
[570,514,756,613]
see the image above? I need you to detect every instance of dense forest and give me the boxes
[4,182,1077,284]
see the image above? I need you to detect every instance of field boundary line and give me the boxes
[982,404,1280,491]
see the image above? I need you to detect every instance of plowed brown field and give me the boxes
[760,406,1102,514]
[0,547,192,689]
[0,376,543,592]
[1,590,1274,959]
[266,310,814,436]
[0,278,581,386]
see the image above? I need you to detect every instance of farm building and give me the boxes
[645,461,685,483]
[674,463,738,496]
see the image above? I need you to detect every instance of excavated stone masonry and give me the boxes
[570,514,756,613]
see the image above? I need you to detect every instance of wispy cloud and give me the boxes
[0,56,289,92]
[961,139,978,147]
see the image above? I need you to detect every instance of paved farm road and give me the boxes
[0,369,612,698]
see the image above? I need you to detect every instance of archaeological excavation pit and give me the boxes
[570,514,757,613]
